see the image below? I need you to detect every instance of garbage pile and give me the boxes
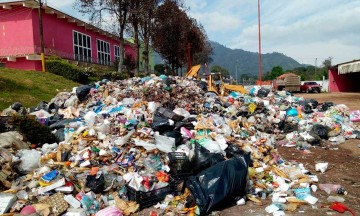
[0,75,359,216]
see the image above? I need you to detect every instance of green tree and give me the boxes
[75,0,130,73]
[211,65,229,77]
[264,66,284,80]
[154,64,170,75]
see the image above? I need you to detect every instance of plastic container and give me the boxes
[168,152,191,178]
[126,184,171,208]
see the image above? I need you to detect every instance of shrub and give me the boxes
[46,59,88,84]
[11,116,57,146]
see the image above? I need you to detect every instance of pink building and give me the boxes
[0,0,136,71]
[328,59,360,92]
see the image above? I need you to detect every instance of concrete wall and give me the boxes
[0,5,136,71]
[329,68,360,92]
[5,57,41,71]
[32,8,136,64]
[0,6,35,56]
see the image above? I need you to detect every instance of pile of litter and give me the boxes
[0,75,359,216]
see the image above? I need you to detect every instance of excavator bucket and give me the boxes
[185,65,201,78]
[223,84,248,94]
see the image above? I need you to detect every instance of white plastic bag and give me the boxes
[17,149,41,173]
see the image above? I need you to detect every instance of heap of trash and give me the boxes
[1,74,359,216]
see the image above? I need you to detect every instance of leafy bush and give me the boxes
[11,116,57,145]
[46,59,88,84]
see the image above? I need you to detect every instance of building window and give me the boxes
[73,31,92,63]
[114,45,120,61]
[97,39,110,65]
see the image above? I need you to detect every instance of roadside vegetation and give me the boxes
[0,68,80,110]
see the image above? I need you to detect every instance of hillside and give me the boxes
[0,68,80,110]
[209,41,303,78]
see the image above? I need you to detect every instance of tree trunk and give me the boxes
[134,30,139,76]
[118,32,124,73]
[144,37,149,74]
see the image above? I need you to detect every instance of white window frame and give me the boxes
[97,39,111,65]
[114,45,120,60]
[72,30,92,63]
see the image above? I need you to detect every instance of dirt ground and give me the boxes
[139,93,360,216]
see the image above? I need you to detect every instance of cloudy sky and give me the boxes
[7,0,359,65]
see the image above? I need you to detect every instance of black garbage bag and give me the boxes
[37,101,48,111]
[319,102,334,112]
[0,116,15,133]
[162,131,182,146]
[225,144,245,158]
[11,102,22,111]
[163,77,176,86]
[86,174,105,193]
[186,154,250,215]
[308,99,319,109]
[48,113,62,126]
[311,124,330,140]
[302,104,313,114]
[257,88,270,98]
[198,81,208,92]
[353,130,360,139]
[155,107,184,122]
[54,128,65,142]
[76,85,93,101]
[49,118,78,130]
[283,123,298,133]
[174,121,195,131]
[191,142,225,174]
[151,115,175,133]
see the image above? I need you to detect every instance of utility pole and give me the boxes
[38,0,46,72]
[258,0,262,84]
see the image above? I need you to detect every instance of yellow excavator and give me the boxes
[186,64,248,95]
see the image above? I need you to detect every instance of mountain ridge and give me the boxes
[209,41,303,79]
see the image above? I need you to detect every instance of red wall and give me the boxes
[32,8,136,63]
[0,6,35,56]
[329,68,360,92]
[1,5,136,71]
[5,57,41,71]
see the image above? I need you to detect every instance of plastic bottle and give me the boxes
[319,184,347,195]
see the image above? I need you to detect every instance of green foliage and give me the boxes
[264,66,284,80]
[46,59,88,84]
[211,65,229,77]
[291,64,329,81]
[154,64,171,75]
[0,68,79,110]
[11,116,57,145]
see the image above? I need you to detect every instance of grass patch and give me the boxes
[0,68,80,110]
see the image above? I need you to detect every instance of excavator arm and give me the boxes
[185,65,201,78]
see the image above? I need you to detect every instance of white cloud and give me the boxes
[190,11,243,32]
[225,0,360,64]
